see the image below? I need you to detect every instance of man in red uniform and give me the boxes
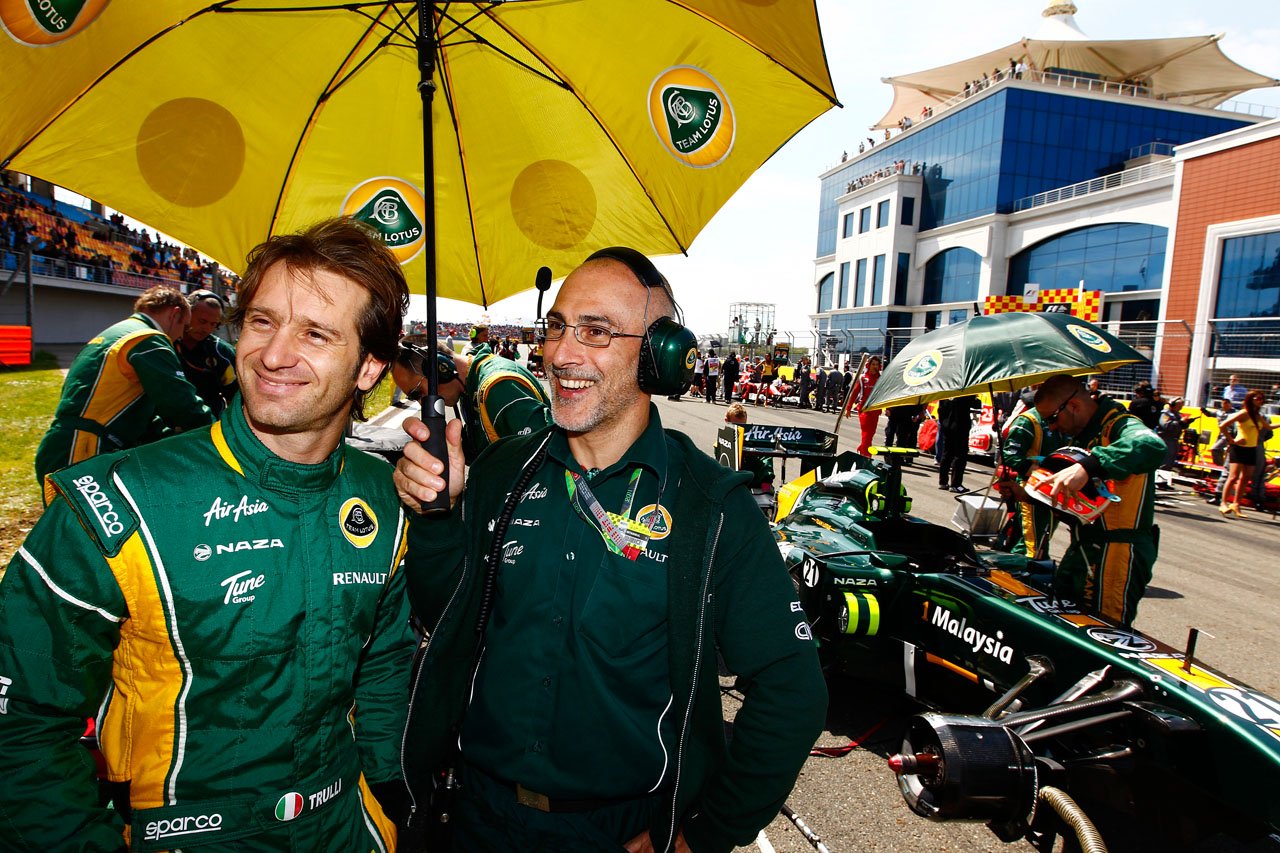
[849,356,882,456]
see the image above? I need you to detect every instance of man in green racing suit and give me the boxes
[0,218,415,852]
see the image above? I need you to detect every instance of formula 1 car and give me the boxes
[770,445,1280,852]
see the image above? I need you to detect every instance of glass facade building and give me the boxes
[1008,223,1168,294]
[1216,231,1280,319]
[816,87,1249,256]
[923,247,982,304]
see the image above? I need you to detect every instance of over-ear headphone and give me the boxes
[584,247,696,396]
[187,289,223,309]
[399,341,459,386]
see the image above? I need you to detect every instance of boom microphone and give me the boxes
[535,266,552,320]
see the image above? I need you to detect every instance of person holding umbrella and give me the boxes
[1031,375,1165,626]
[393,247,825,853]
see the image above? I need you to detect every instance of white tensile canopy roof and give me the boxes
[873,2,1279,129]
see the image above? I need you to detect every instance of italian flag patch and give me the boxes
[275,792,304,821]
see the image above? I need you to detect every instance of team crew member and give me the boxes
[0,219,415,852]
[466,323,491,356]
[1032,375,1165,626]
[394,248,826,852]
[177,289,238,415]
[391,335,550,463]
[724,402,775,488]
[34,285,214,487]
[997,402,1063,558]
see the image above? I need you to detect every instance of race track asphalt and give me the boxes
[376,392,1280,853]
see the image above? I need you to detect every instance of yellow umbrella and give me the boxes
[0,0,839,307]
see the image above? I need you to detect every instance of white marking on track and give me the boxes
[756,829,777,853]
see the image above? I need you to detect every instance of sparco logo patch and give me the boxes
[203,494,269,526]
[221,570,265,605]
[648,66,735,168]
[143,812,223,841]
[1,0,111,47]
[339,498,378,549]
[340,177,426,265]
[72,475,124,537]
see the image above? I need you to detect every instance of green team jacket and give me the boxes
[460,351,551,462]
[36,313,214,485]
[0,399,414,852]
[401,425,827,853]
[1070,397,1166,538]
[1001,408,1063,556]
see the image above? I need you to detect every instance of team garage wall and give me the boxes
[0,275,141,346]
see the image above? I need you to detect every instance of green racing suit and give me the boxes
[0,398,413,852]
[460,350,551,462]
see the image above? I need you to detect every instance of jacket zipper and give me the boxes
[400,496,470,822]
[663,509,723,853]
[400,436,551,821]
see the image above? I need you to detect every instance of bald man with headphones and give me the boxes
[394,248,826,853]
[177,289,238,415]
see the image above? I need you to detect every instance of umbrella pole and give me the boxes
[416,0,450,513]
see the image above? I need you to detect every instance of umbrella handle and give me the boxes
[419,394,452,514]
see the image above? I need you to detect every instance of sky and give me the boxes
[62,0,1280,340]
[425,0,1280,338]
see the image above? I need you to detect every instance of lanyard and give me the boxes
[564,467,651,561]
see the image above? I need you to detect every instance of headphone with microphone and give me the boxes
[187,289,224,309]
[583,247,697,396]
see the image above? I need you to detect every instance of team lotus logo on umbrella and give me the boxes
[0,0,109,46]
[1066,324,1112,353]
[648,66,735,168]
[341,177,426,265]
[902,350,944,385]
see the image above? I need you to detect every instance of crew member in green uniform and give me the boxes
[465,323,491,356]
[35,285,214,488]
[1032,375,1166,626]
[394,248,826,853]
[177,289,238,416]
[0,218,415,852]
[391,336,551,462]
[997,401,1063,558]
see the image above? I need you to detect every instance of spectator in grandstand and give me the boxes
[1218,390,1267,518]
[1222,374,1248,407]
[34,285,214,488]
[392,336,550,464]
[178,290,238,416]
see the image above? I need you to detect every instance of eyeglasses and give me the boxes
[1042,390,1077,426]
[540,318,643,348]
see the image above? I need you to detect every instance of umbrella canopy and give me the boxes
[863,312,1148,411]
[0,0,838,305]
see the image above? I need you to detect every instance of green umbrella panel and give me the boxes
[863,311,1150,411]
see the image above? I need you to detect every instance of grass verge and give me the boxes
[0,351,64,567]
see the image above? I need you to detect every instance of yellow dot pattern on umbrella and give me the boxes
[509,160,596,251]
[137,98,244,208]
[984,289,1101,322]
[0,0,110,47]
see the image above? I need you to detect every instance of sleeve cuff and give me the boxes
[1079,453,1104,479]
